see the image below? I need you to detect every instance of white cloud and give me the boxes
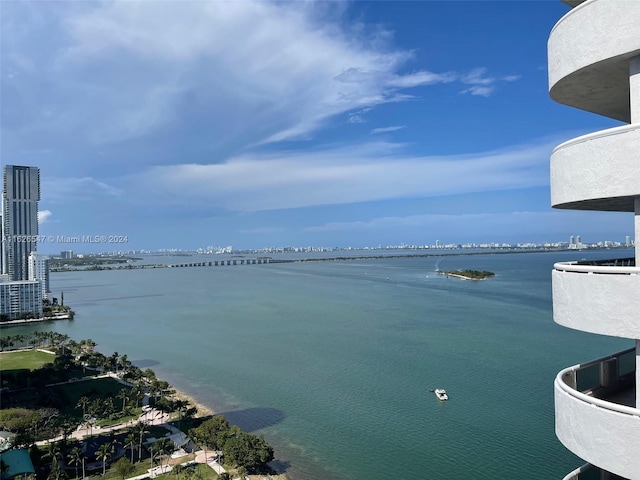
[2,1,521,156]
[38,210,52,223]
[459,67,520,97]
[347,108,372,124]
[385,70,456,88]
[371,126,406,134]
[122,137,556,213]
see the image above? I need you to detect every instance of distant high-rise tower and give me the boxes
[28,252,50,300]
[569,235,575,246]
[2,165,40,281]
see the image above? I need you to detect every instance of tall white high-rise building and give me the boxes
[2,165,40,281]
[28,252,50,301]
[548,1,640,478]
[0,277,42,321]
[0,165,43,320]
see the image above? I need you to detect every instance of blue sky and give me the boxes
[1,1,633,252]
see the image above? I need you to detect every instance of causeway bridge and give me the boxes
[166,258,277,268]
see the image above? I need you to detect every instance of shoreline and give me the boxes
[171,388,214,418]
[0,315,72,327]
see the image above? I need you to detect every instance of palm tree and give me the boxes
[76,397,90,417]
[189,430,207,466]
[43,442,62,469]
[149,441,158,469]
[158,438,174,467]
[116,389,129,412]
[133,422,149,460]
[149,438,174,470]
[172,464,185,480]
[107,430,120,452]
[174,399,189,429]
[124,432,137,463]
[60,422,76,447]
[96,443,113,476]
[67,446,85,480]
[47,463,69,480]
[110,352,120,373]
[102,397,115,420]
[130,385,145,409]
[80,339,96,354]
[118,354,132,375]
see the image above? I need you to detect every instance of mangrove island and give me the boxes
[437,269,495,280]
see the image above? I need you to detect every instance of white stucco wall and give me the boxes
[549,0,640,88]
[550,124,640,210]
[552,268,640,338]
[555,378,640,479]
[548,0,640,121]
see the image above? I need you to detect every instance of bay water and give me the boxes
[6,250,631,479]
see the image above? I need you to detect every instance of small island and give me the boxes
[437,269,495,280]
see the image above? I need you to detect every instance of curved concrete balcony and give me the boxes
[551,124,640,211]
[556,348,640,479]
[548,0,640,122]
[562,463,627,480]
[553,258,640,338]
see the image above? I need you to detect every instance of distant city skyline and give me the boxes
[40,234,634,258]
[2,2,635,251]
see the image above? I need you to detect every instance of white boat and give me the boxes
[434,388,448,401]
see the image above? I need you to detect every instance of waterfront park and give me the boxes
[0,332,277,480]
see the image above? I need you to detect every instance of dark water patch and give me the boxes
[52,282,118,289]
[267,459,291,475]
[133,359,161,368]
[80,294,165,303]
[220,407,286,432]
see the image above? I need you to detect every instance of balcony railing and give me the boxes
[554,258,637,274]
[562,463,627,480]
[557,347,636,413]
[552,258,640,337]
[555,348,640,478]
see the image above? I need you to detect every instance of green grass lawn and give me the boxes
[153,462,219,480]
[0,349,55,371]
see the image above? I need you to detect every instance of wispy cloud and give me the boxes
[371,126,406,134]
[303,210,632,242]
[43,177,123,202]
[347,108,372,124]
[122,137,556,213]
[459,67,520,97]
[3,1,521,163]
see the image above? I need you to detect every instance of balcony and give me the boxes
[553,258,640,338]
[550,124,640,212]
[548,0,640,122]
[562,463,627,480]
[556,348,640,479]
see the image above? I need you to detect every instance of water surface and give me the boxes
[8,250,630,479]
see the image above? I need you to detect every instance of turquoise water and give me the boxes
[6,250,631,479]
